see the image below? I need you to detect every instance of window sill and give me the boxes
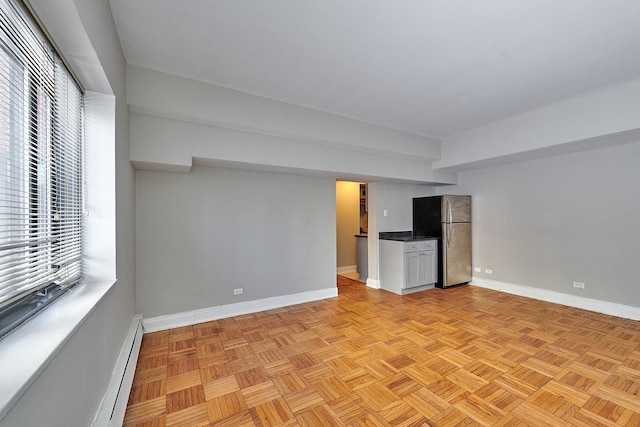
[0,279,117,422]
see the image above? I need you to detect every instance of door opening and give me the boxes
[336,181,367,282]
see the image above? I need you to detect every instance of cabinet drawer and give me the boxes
[404,242,421,252]
[404,240,436,252]
[419,241,436,251]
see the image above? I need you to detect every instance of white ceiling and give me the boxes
[109,0,640,139]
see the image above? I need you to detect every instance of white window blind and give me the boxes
[0,0,83,323]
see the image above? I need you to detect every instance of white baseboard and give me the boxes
[143,287,338,333]
[93,314,144,427]
[337,265,357,274]
[471,277,640,321]
[366,278,381,289]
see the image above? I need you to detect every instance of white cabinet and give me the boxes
[405,250,436,288]
[380,239,437,295]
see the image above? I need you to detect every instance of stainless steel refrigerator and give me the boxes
[413,195,471,288]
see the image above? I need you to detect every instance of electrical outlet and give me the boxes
[474,267,482,273]
[485,269,493,274]
[383,210,388,217]
[233,288,243,295]
[573,282,585,289]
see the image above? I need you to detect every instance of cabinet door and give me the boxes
[405,249,437,289]
[404,252,422,288]
[423,251,437,284]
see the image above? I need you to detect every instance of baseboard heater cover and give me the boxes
[92,314,144,427]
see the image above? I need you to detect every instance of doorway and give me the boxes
[336,181,367,281]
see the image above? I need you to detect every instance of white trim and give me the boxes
[143,287,338,333]
[471,277,640,321]
[366,278,381,289]
[337,265,357,274]
[92,315,143,427]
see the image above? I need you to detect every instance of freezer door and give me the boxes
[413,196,443,236]
[443,222,472,287]
[443,195,471,223]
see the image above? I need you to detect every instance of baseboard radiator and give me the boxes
[93,315,144,427]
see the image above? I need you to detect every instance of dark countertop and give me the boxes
[355,234,368,238]
[379,231,439,242]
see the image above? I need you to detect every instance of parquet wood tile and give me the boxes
[206,391,247,422]
[167,370,202,394]
[252,397,294,426]
[209,410,256,427]
[202,375,240,401]
[325,394,369,424]
[510,401,567,426]
[296,403,341,426]
[241,380,282,408]
[125,276,640,426]
[124,396,166,426]
[282,386,324,414]
[455,393,505,425]
[272,372,309,395]
[129,378,167,405]
[379,400,424,426]
[472,382,523,413]
[165,402,209,427]
[403,387,450,419]
[429,405,481,426]
[166,384,206,414]
[383,373,423,398]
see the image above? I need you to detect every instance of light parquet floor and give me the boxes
[124,277,640,426]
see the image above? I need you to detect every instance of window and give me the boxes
[0,0,83,338]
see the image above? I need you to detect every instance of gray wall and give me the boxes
[375,182,436,232]
[441,140,640,307]
[136,166,336,318]
[436,79,640,171]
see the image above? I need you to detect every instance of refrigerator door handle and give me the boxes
[446,197,452,248]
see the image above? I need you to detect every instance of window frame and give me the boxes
[0,0,84,339]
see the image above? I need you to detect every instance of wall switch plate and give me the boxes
[233,288,243,295]
[573,282,585,289]
[383,210,388,217]
[474,267,482,272]
[485,269,493,274]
